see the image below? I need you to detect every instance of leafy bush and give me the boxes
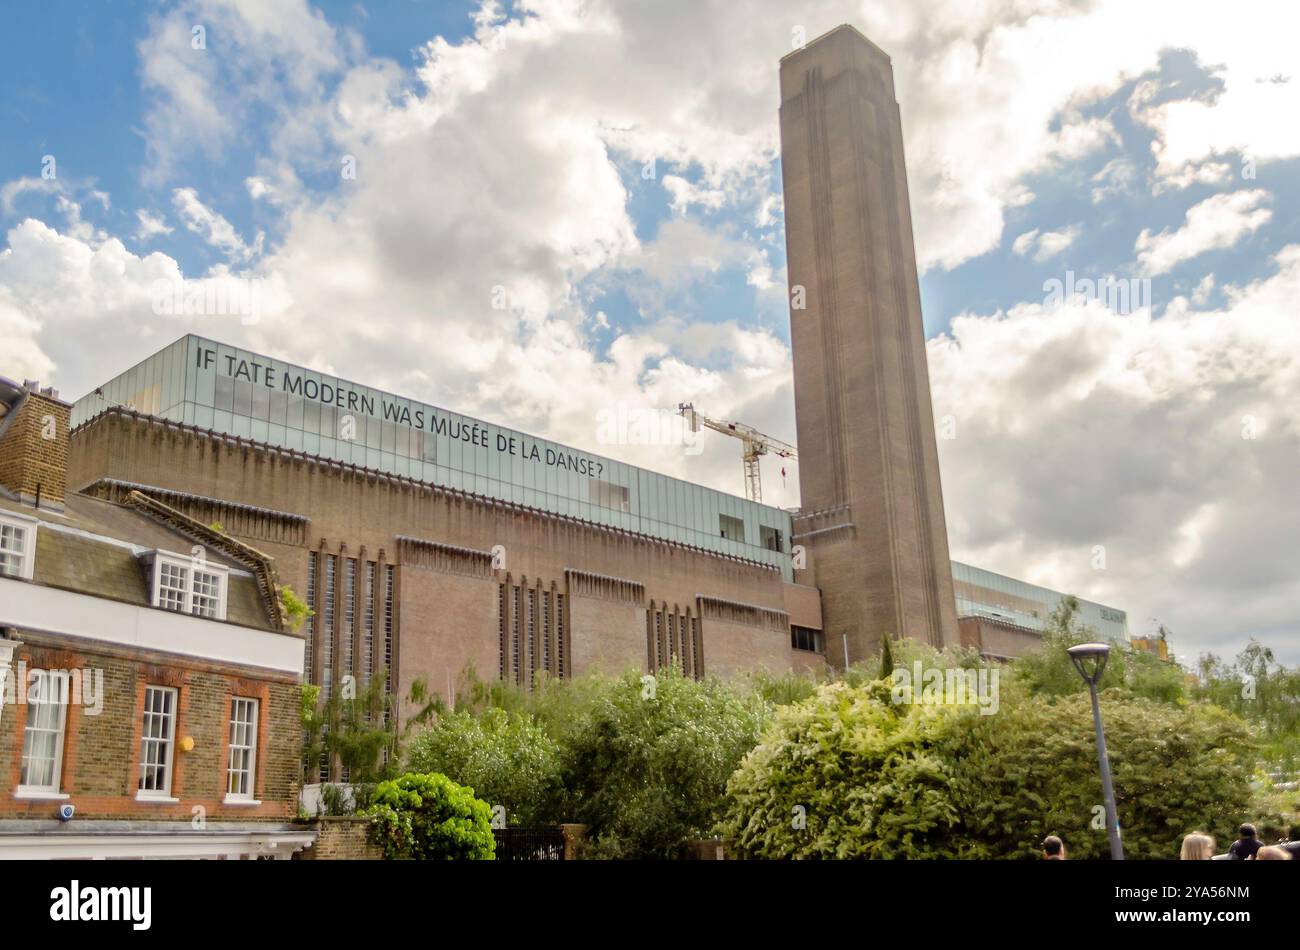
[299,672,399,788]
[276,583,313,632]
[720,680,963,858]
[948,686,1256,859]
[360,772,496,860]
[406,707,561,826]
[558,665,767,858]
[720,675,1256,859]
[400,665,769,856]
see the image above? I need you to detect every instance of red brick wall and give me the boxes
[570,595,647,676]
[0,637,300,821]
[396,564,498,716]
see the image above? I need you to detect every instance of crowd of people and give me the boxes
[1038,824,1295,860]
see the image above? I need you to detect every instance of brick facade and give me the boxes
[293,817,383,860]
[957,615,1044,661]
[0,387,69,508]
[780,27,961,659]
[68,411,829,748]
[0,637,299,822]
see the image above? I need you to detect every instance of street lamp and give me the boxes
[1068,642,1125,860]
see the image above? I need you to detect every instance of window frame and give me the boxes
[150,551,229,620]
[589,477,630,513]
[16,669,70,797]
[0,512,37,581]
[719,513,746,543]
[791,625,825,654]
[137,685,179,800]
[224,696,260,804]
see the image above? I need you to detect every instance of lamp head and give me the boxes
[1068,642,1111,685]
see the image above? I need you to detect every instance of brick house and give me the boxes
[0,376,313,859]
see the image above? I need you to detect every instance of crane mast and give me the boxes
[677,403,797,503]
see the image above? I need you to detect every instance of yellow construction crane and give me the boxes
[677,403,797,504]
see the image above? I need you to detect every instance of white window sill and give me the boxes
[14,789,70,801]
[222,796,262,806]
[135,793,180,803]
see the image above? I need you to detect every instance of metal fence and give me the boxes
[493,827,566,861]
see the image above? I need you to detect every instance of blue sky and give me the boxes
[2,0,1298,665]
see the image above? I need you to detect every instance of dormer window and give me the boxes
[150,552,228,620]
[0,513,37,580]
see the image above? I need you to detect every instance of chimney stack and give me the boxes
[0,376,71,511]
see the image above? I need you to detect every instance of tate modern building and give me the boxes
[58,28,1127,776]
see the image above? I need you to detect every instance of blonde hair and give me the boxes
[1180,833,1215,860]
[1254,846,1293,861]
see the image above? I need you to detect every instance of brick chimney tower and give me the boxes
[780,26,960,661]
[0,377,71,511]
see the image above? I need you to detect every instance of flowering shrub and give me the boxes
[361,772,496,860]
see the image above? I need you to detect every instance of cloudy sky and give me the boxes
[2,0,1297,665]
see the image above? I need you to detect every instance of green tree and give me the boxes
[405,706,562,826]
[1195,641,1300,769]
[1013,596,1188,703]
[721,679,961,859]
[720,674,1255,859]
[360,772,496,860]
[559,665,767,858]
[948,686,1255,859]
[325,670,397,784]
[878,630,895,681]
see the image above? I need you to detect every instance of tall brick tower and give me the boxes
[780,25,959,661]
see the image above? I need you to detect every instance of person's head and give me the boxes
[1238,823,1257,840]
[1180,833,1216,861]
[1042,835,1065,859]
[1253,846,1293,861]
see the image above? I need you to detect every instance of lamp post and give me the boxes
[1068,642,1124,860]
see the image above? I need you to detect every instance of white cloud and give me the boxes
[1090,158,1137,204]
[0,177,62,215]
[3,0,1300,664]
[662,175,727,215]
[0,288,55,383]
[171,187,261,261]
[124,0,1300,279]
[931,245,1300,662]
[1191,273,1215,305]
[135,209,173,241]
[245,177,273,200]
[1135,189,1271,276]
[138,0,346,180]
[1132,61,1300,185]
[1046,115,1119,163]
[0,219,201,393]
[1012,225,1080,262]
[1155,160,1232,193]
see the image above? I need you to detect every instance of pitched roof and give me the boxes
[0,490,282,633]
